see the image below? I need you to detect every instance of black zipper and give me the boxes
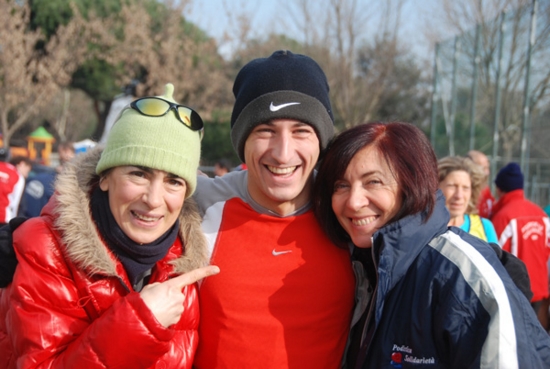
[355,237,379,368]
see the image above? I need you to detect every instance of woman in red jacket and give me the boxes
[0,83,219,369]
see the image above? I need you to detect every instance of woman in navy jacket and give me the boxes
[313,121,550,369]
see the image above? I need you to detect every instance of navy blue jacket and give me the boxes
[19,170,56,218]
[353,191,550,369]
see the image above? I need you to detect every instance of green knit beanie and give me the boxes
[96,83,201,198]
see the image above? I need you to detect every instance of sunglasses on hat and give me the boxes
[129,97,204,135]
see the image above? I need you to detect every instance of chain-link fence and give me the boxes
[429,0,550,207]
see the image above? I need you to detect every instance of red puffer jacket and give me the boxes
[0,148,208,369]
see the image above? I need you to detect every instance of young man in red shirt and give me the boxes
[193,51,355,368]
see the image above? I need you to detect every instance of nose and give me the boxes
[143,179,164,208]
[346,185,368,211]
[271,130,293,164]
[453,187,465,199]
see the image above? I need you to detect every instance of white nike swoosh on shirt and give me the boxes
[272,249,292,256]
[269,102,301,112]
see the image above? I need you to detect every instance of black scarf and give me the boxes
[90,186,179,288]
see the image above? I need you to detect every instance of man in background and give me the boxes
[18,168,56,218]
[468,150,495,218]
[213,159,230,177]
[99,81,138,144]
[56,141,75,173]
[21,142,74,218]
[8,157,32,181]
[491,162,550,330]
[8,156,34,217]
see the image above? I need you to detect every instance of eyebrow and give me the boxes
[360,170,383,179]
[259,121,311,128]
[338,171,381,182]
[166,173,183,179]
[134,165,153,173]
[134,166,182,179]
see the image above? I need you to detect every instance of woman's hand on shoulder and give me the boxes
[139,265,220,327]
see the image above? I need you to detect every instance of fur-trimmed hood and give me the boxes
[44,146,208,277]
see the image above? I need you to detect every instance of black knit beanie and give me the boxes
[230,50,334,162]
[495,162,524,192]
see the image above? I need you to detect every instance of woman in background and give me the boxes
[437,155,498,243]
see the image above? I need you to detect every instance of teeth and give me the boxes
[352,216,377,226]
[132,211,158,222]
[267,165,296,174]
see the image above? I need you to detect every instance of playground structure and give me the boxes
[0,127,56,165]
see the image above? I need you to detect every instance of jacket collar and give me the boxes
[492,189,525,215]
[371,190,450,298]
[41,147,208,277]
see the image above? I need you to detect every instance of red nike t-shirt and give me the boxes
[195,198,355,368]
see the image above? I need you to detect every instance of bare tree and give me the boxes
[0,0,87,147]
[85,0,232,124]
[2,0,234,143]
[217,0,418,130]
[287,0,410,129]
[426,0,550,160]
[35,88,96,142]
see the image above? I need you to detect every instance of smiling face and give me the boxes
[99,166,187,244]
[439,170,471,222]
[244,119,320,216]
[331,145,402,248]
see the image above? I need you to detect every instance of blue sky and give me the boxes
[185,0,446,61]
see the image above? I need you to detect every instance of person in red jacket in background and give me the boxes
[0,149,24,226]
[491,162,550,330]
[468,150,495,219]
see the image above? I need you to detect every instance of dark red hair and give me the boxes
[313,121,439,248]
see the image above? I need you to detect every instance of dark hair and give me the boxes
[313,121,439,248]
[215,159,231,170]
[9,156,32,167]
[0,147,9,162]
[124,79,139,96]
[57,141,75,153]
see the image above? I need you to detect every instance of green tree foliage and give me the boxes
[26,0,232,141]
[201,121,240,167]
[28,0,74,38]
[431,113,492,159]
[28,0,124,36]
[368,54,431,125]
